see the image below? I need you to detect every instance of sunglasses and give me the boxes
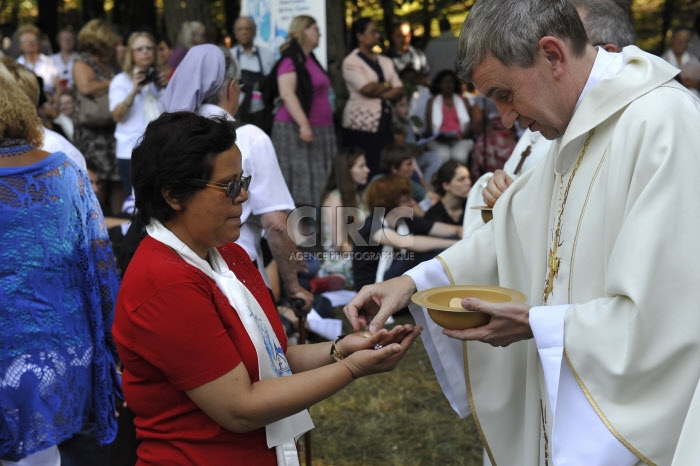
[184,175,251,200]
[133,45,155,53]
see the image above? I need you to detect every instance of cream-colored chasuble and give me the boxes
[430,47,700,465]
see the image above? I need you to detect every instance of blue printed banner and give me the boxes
[241,0,328,69]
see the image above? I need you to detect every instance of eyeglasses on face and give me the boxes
[133,45,155,53]
[184,175,251,200]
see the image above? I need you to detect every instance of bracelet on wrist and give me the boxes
[330,335,347,362]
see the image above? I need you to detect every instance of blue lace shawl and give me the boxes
[0,152,121,461]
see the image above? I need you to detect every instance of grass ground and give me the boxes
[297,310,484,466]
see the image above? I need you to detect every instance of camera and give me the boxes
[141,67,160,85]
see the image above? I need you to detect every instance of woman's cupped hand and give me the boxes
[341,324,423,378]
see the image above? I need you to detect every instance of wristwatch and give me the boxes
[330,335,347,362]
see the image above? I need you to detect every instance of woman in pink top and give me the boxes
[271,15,336,208]
[425,70,474,165]
[341,18,403,178]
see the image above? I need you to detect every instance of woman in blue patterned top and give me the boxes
[0,73,121,465]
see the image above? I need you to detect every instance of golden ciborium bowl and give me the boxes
[411,285,527,330]
[470,206,493,223]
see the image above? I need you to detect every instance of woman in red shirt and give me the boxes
[112,112,422,465]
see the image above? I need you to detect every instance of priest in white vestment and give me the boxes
[463,0,637,240]
[344,1,700,464]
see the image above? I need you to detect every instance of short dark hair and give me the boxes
[430,69,461,96]
[131,111,238,225]
[431,160,465,196]
[157,36,172,48]
[379,144,414,173]
[350,17,374,50]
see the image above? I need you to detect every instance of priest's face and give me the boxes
[471,52,571,140]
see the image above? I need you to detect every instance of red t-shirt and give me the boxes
[113,236,288,465]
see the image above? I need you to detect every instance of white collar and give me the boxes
[574,47,625,114]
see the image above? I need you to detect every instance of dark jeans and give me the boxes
[58,424,110,466]
[117,158,132,197]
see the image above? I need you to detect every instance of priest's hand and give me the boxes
[483,169,514,208]
[442,298,533,347]
[344,275,416,333]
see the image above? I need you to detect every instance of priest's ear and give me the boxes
[538,36,568,79]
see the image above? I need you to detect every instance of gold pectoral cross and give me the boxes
[544,244,560,302]
[542,128,595,305]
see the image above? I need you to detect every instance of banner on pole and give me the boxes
[241,0,328,69]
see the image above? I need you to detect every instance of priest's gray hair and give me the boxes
[457,0,588,82]
[572,0,636,51]
[203,46,242,106]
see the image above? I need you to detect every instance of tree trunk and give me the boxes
[421,0,433,44]
[114,0,157,37]
[326,0,346,129]
[381,0,394,47]
[37,0,57,51]
[163,0,215,45]
[82,0,105,23]
[224,0,241,38]
[660,0,676,54]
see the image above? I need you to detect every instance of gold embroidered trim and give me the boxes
[436,255,455,285]
[563,140,651,463]
[540,399,550,466]
[568,148,608,302]
[563,351,654,465]
[440,257,497,462]
[463,341,498,466]
[544,129,595,303]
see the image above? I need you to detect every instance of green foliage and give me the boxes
[343,0,699,51]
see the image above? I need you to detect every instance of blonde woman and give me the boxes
[109,31,167,196]
[271,15,336,207]
[73,19,121,214]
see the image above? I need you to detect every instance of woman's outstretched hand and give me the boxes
[341,324,423,379]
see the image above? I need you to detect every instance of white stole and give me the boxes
[143,85,161,124]
[431,94,470,134]
[375,218,410,283]
[147,221,314,465]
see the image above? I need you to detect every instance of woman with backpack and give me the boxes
[270,15,336,208]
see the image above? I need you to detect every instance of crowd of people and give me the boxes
[1,0,700,464]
